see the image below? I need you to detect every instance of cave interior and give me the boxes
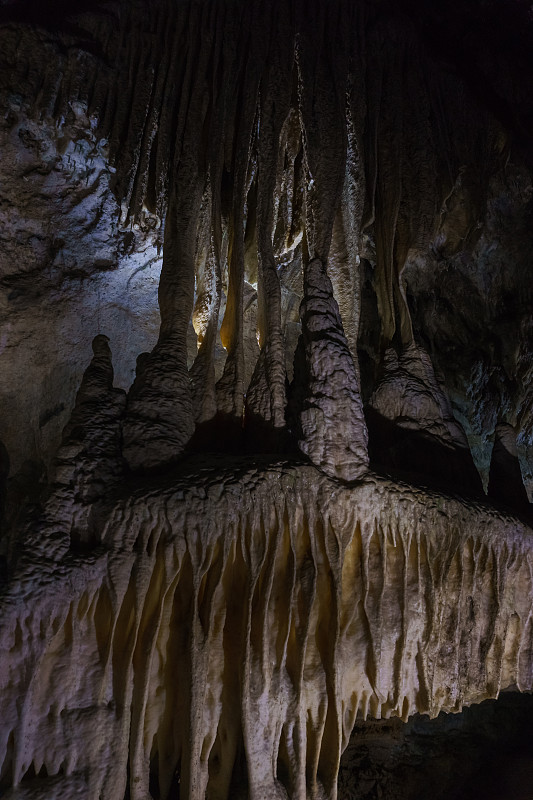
[1,0,533,798]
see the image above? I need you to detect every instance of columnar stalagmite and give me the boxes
[292,257,369,481]
[0,1,532,799]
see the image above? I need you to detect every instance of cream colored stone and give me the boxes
[1,461,533,799]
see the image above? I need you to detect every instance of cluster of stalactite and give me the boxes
[0,0,506,479]
[1,452,533,800]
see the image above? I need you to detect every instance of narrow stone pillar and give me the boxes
[292,258,369,481]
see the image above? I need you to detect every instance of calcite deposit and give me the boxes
[2,446,533,800]
[0,0,532,798]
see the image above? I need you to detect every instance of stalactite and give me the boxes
[367,35,404,346]
[121,1,220,470]
[328,26,367,367]
[190,179,220,424]
[366,343,484,495]
[216,3,266,422]
[0,1,507,459]
[245,3,293,436]
[296,2,348,265]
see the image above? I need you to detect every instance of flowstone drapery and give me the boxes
[2,448,533,800]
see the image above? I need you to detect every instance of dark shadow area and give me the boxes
[185,412,246,456]
[243,409,296,457]
[339,691,533,800]
[488,429,531,514]
[364,406,485,500]
[186,409,299,459]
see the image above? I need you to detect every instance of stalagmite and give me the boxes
[42,335,126,550]
[292,258,369,481]
[54,334,125,499]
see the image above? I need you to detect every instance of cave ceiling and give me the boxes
[0,0,533,798]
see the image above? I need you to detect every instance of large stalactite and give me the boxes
[0,1,532,798]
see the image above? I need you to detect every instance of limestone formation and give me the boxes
[54,334,125,499]
[292,258,369,481]
[2,459,533,800]
[122,334,195,472]
[0,0,532,798]
[366,344,483,494]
